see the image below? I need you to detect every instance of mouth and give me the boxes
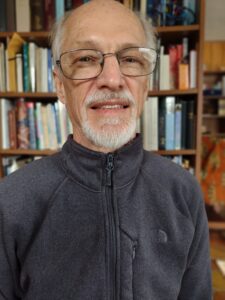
[89,100,130,110]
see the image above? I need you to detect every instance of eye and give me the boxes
[79,56,93,62]
[121,56,139,63]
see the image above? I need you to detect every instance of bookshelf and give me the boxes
[0,0,205,179]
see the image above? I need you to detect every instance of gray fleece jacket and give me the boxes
[0,135,212,300]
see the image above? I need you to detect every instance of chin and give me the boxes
[82,118,137,150]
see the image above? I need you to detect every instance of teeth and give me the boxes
[100,105,123,109]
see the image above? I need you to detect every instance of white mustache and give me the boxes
[85,91,135,107]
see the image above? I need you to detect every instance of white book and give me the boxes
[58,100,69,144]
[160,54,170,90]
[35,102,45,150]
[143,97,158,151]
[190,50,197,88]
[0,98,13,149]
[0,43,6,92]
[16,54,23,92]
[35,47,41,92]
[5,50,10,92]
[29,43,36,92]
[40,48,48,92]
[15,0,31,32]
[46,103,58,149]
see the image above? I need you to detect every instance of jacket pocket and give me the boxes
[120,229,137,300]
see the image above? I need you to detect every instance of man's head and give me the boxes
[51,0,156,153]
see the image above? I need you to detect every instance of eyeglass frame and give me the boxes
[55,47,160,80]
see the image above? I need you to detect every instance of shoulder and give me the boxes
[0,152,67,216]
[141,150,204,223]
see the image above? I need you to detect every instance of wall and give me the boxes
[205,0,225,41]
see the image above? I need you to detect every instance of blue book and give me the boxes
[165,96,175,150]
[27,102,37,149]
[55,0,65,21]
[174,101,182,150]
[47,48,53,92]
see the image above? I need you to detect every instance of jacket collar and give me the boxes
[61,134,144,192]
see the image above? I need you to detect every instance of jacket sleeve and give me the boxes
[178,183,212,300]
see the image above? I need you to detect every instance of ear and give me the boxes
[53,68,66,104]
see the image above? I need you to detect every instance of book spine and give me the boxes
[8,108,17,149]
[181,100,187,149]
[186,100,195,149]
[16,54,23,92]
[174,101,182,150]
[35,102,45,150]
[0,99,13,149]
[23,43,30,92]
[0,43,6,92]
[6,0,16,31]
[44,0,55,31]
[17,98,29,149]
[29,43,36,92]
[189,50,197,88]
[47,48,53,92]
[30,0,45,31]
[55,0,65,21]
[165,96,175,150]
[158,97,166,150]
[15,0,31,31]
[27,102,37,149]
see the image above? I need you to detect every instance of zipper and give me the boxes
[105,153,116,300]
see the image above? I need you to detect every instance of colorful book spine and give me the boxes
[23,43,30,92]
[27,102,37,149]
[17,98,29,149]
[55,0,65,21]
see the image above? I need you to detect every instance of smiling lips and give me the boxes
[90,100,130,110]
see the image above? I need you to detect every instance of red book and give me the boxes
[44,0,55,31]
[8,108,17,149]
[169,45,177,89]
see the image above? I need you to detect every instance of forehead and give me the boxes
[61,2,146,52]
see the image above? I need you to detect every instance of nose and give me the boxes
[95,55,125,91]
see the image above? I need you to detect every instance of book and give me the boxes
[29,43,36,92]
[189,50,197,88]
[186,100,195,149]
[174,101,182,150]
[160,53,170,90]
[143,97,158,151]
[30,0,45,31]
[8,108,17,149]
[7,33,25,92]
[40,48,48,92]
[16,53,23,92]
[165,96,175,150]
[218,99,225,116]
[181,100,187,149]
[27,102,37,149]
[140,0,147,16]
[65,0,73,10]
[6,0,16,31]
[17,98,29,149]
[15,0,31,32]
[178,63,189,90]
[0,43,6,92]
[55,0,65,21]
[169,45,178,89]
[0,99,13,149]
[35,102,45,150]
[158,97,166,150]
[44,0,55,31]
[23,43,30,92]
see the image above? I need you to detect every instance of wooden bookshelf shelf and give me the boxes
[0,92,57,99]
[156,24,200,33]
[156,149,196,155]
[204,96,225,100]
[148,88,198,97]
[209,222,225,231]
[203,114,225,119]
[0,149,57,156]
[204,70,225,75]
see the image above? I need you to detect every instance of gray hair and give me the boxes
[50,9,157,66]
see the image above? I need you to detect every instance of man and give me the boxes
[0,1,212,299]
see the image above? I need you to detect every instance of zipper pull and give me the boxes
[106,154,114,186]
[132,241,137,260]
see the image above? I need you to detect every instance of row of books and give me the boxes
[0,0,91,33]
[150,37,197,91]
[122,0,196,26]
[0,37,54,93]
[0,98,72,151]
[142,96,195,151]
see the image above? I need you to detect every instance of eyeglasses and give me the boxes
[56,47,159,80]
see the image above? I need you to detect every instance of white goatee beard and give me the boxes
[81,91,137,151]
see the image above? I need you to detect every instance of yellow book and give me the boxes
[179,63,189,90]
[7,33,25,92]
